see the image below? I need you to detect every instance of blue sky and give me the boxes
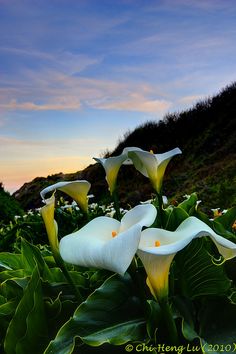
[1,0,236,193]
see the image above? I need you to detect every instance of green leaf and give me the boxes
[175,239,231,299]
[0,269,25,282]
[146,300,161,340]
[215,206,236,229]
[45,295,77,341]
[21,238,52,280]
[0,300,18,316]
[163,206,189,231]
[1,278,27,299]
[0,253,23,270]
[193,209,212,227]
[178,193,198,214]
[199,297,236,353]
[212,207,236,240]
[45,274,145,354]
[173,296,198,341]
[4,266,48,354]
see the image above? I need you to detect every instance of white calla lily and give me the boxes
[40,180,91,213]
[128,147,182,193]
[138,216,236,300]
[93,147,142,194]
[60,204,157,275]
[40,194,59,258]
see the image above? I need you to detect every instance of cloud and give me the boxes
[0,99,81,111]
[93,93,171,114]
[178,94,205,105]
[0,63,170,114]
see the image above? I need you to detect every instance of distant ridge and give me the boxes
[13,82,236,211]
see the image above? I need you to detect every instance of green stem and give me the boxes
[111,190,121,221]
[54,253,83,303]
[159,297,179,345]
[155,192,164,228]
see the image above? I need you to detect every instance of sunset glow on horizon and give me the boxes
[1,0,236,193]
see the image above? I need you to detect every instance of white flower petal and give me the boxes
[40,180,91,212]
[138,251,175,300]
[155,147,182,164]
[59,216,141,274]
[139,216,236,259]
[93,154,127,193]
[102,223,142,274]
[128,150,155,178]
[40,180,90,199]
[138,216,236,300]
[128,147,182,192]
[119,204,157,232]
[40,195,59,255]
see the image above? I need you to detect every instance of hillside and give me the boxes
[0,183,23,222]
[13,82,236,211]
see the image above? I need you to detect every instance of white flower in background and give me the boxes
[127,147,182,193]
[93,147,142,194]
[40,180,91,213]
[41,195,59,259]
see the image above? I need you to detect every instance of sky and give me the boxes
[1,0,236,193]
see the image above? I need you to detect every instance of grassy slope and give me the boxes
[13,82,236,211]
[0,183,24,222]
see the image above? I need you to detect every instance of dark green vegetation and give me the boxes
[0,183,23,223]
[0,194,235,353]
[10,82,236,212]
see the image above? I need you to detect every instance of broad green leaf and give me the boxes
[0,278,27,299]
[178,193,198,213]
[45,294,77,340]
[45,274,145,354]
[212,207,236,240]
[214,206,236,230]
[4,266,48,354]
[0,253,23,270]
[163,206,189,231]
[176,296,236,353]
[0,295,6,305]
[199,297,236,353]
[146,300,161,340]
[0,300,18,316]
[175,239,231,299]
[193,209,212,227]
[21,238,52,280]
[69,271,89,289]
[0,269,25,282]
[173,296,198,341]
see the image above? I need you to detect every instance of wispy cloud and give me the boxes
[178,95,205,105]
[0,99,81,111]
[0,64,170,114]
[93,93,171,114]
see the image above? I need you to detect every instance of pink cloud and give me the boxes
[0,99,81,111]
[92,93,171,114]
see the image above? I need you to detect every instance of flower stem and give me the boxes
[54,253,83,303]
[159,297,179,345]
[155,192,164,228]
[112,190,121,221]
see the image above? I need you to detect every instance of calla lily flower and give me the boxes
[127,147,182,193]
[137,216,236,301]
[93,147,142,194]
[40,180,91,213]
[59,204,157,275]
[40,194,59,259]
